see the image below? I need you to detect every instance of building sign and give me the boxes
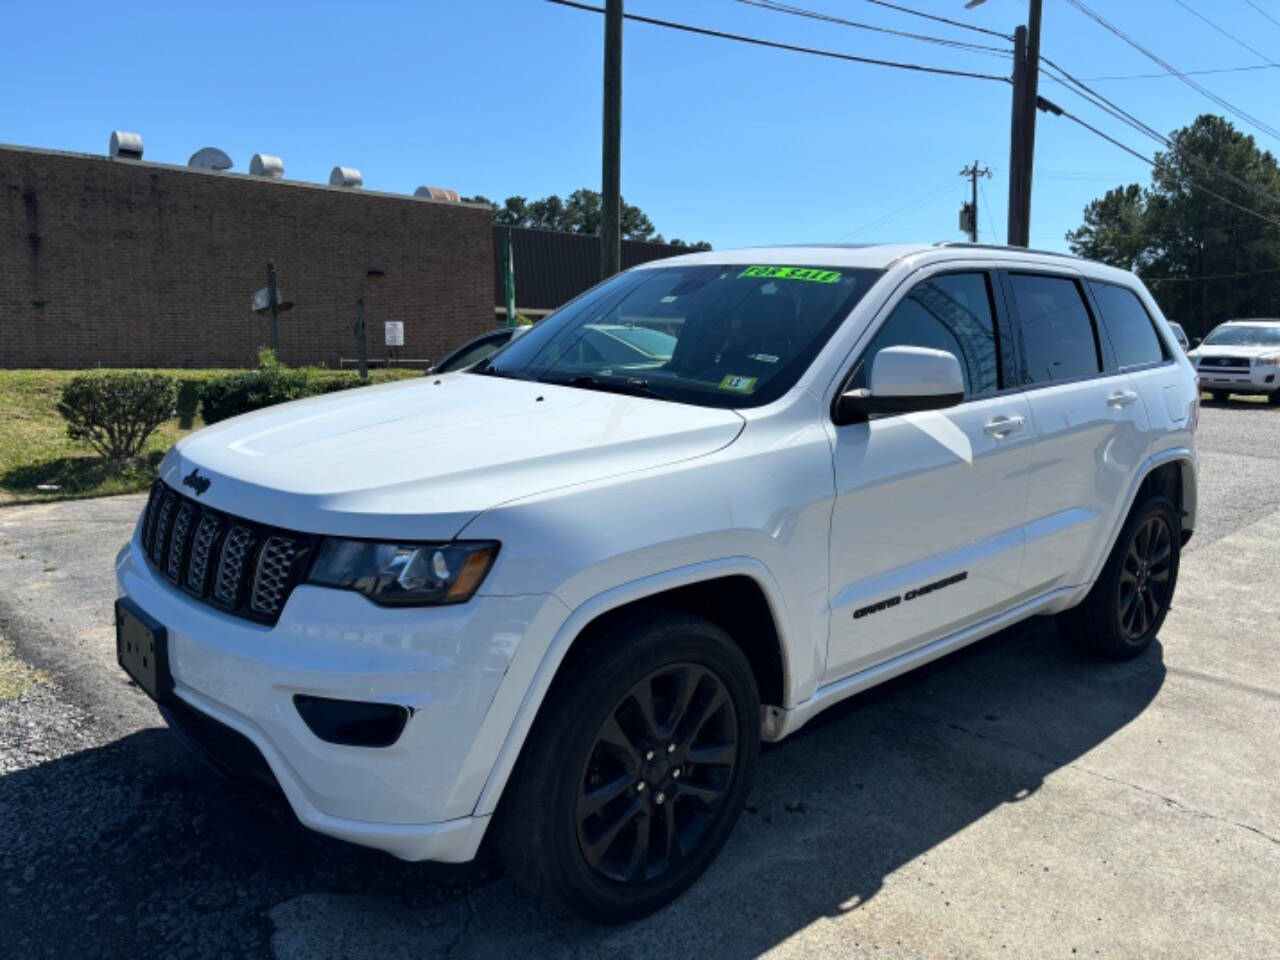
[384,321,405,347]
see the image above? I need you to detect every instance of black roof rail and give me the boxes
[933,241,1082,260]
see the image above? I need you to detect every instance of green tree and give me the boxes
[464,187,708,247]
[1066,115,1280,336]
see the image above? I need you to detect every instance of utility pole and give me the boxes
[959,161,992,243]
[354,299,369,382]
[601,0,623,279]
[1006,0,1042,247]
[266,261,281,354]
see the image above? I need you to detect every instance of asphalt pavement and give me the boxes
[1,400,1278,959]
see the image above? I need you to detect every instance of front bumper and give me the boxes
[1197,365,1279,394]
[115,531,566,862]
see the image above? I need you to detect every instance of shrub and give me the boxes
[198,368,312,425]
[56,372,176,467]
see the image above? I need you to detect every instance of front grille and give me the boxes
[139,481,313,625]
[1199,356,1251,369]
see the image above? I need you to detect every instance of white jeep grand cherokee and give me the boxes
[116,243,1198,921]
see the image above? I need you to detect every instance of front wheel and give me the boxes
[497,610,760,922]
[1211,390,1230,403]
[1058,496,1180,659]
[1267,390,1280,406]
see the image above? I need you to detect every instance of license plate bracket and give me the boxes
[116,597,172,703]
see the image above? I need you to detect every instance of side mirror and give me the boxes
[834,346,965,424]
[1191,337,1202,348]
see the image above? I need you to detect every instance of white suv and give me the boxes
[1188,319,1280,403]
[115,244,1199,921]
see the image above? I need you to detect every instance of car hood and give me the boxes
[1191,344,1280,360]
[160,374,745,540]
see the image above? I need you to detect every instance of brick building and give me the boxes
[0,144,494,369]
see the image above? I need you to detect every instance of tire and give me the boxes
[1268,391,1280,407]
[1211,390,1230,403]
[1057,495,1180,659]
[495,609,760,923]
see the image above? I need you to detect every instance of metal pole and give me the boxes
[601,0,623,279]
[266,261,281,354]
[1020,0,1043,245]
[355,299,369,382]
[1007,25,1028,247]
[971,160,980,243]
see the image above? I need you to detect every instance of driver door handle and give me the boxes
[1107,390,1140,408]
[984,415,1026,438]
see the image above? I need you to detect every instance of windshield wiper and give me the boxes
[539,374,674,402]
[471,360,535,380]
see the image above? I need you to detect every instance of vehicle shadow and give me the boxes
[0,617,1165,959]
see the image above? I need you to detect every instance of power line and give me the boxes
[1037,56,1280,211]
[1052,104,1280,231]
[838,175,959,239]
[1145,264,1280,282]
[978,179,1001,244]
[545,0,1012,82]
[1244,0,1280,29]
[1064,0,1280,142]
[736,0,1012,58]
[861,0,1013,42]
[1080,63,1280,81]
[1171,0,1278,66]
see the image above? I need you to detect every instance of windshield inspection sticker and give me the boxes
[719,375,758,393]
[740,265,842,283]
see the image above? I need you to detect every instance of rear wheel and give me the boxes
[1058,496,1180,659]
[497,610,759,922]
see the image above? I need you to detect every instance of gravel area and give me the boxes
[1,402,1277,959]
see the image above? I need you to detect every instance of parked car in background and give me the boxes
[1189,319,1280,403]
[431,325,530,374]
[116,243,1198,922]
[1168,321,1190,352]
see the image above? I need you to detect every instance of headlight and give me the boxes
[1256,355,1280,366]
[307,539,499,606]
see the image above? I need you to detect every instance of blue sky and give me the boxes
[4,0,1278,252]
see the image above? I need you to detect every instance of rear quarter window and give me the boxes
[1089,281,1169,370]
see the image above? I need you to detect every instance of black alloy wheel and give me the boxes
[1116,513,1174,644]
[575,663,738,884]
[1057,495,1181,659]
[496,610,759,922]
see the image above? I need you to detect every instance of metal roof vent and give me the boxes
[414,186,459,202]
[329,166,363,188]
[188,147,233,171]
[109,131,143,160]
[250,154,284,179]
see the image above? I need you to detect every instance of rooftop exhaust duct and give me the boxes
[188,147,233,171]
[329,166,363,188]
[414,186,459,202]
[109,131,143,160]
[250,154,284,179]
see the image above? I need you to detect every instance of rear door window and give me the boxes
[1007,274,1101,385]
[1089,281,1168,370]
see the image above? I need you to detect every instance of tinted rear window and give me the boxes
[1090,281,1167,369]
[1008,274,1100,384]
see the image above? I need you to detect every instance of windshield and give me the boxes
[477,263,881,407]
[1203,323,1280,347]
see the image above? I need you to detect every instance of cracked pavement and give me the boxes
[1,401,1278,958]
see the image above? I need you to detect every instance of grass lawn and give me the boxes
[0,369,417,505]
